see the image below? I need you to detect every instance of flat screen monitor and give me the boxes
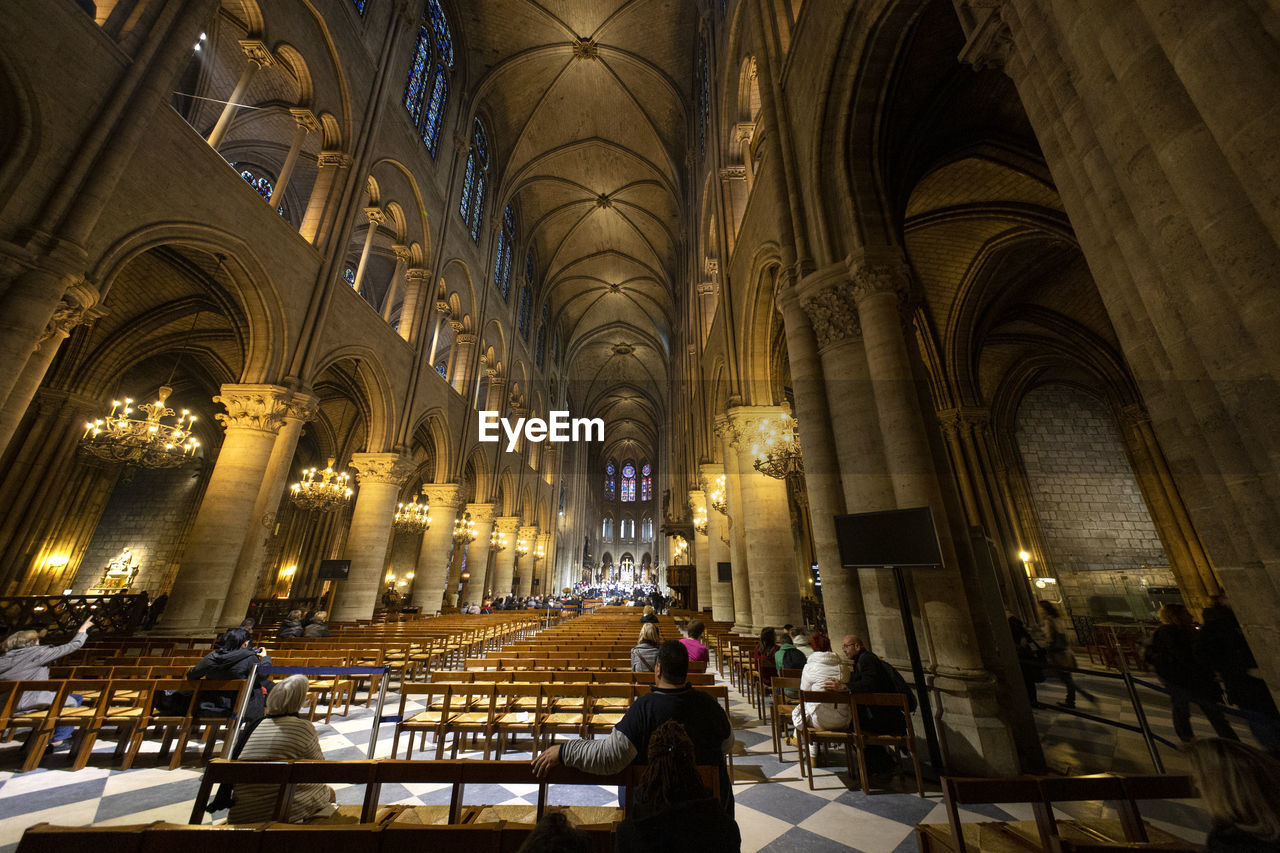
[317,559,351,580]
[834,507,942,568]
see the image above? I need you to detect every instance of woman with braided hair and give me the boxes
[615,720,741,852]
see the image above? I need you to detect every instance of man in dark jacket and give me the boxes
[186,627,272,720]
[1200,593,1280,752]
[276,610,304,639]
[533,640,734,815]
[826,635,903,773]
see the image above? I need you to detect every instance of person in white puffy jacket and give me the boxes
[792,651,851,735]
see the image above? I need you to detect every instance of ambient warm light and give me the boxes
[45,555,70,568]
[1018,551,1031,562]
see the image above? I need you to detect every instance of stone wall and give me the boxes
[75,466,204,595]
[1016,383,1168,617]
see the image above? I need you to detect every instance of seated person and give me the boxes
[615,721,740,853]
[533,640,734,815]
[276,610,305,639]
[302,610,330,638]
[516,812,593,853]
[826,635,904,773]
[0,617,93,749]
[1187,737,1280,852]
[791,629,815,659]
[793,649,851,751]
[680,620,710,663]
[187,626,272,720]
[226,675,337,824]
[631,622,661,672]
[754,628,779,689]
[640,605,659,623]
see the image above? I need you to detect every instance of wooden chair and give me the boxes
[492,683,542,755]
[850,692,925,796]
[77,678,157,770]
[538,683,589,748]
[390,683,452,759]
[586,684,633,736]
[770,676,802,762]
[440,683,497,759]
[795,689,857,790]
[16,822,148,853]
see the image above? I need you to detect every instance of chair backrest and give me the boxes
[942,776,1050,851]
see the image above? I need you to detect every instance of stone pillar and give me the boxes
[700,463,735,622]
[333,452,414,622]
[398,268,431,344]
[300,151,351,245]
[413,483,464,614]
[716,417,753,632]
[851,247,1018,773]
[535,532,553,594]
[427,299,449,367]
[514,525,539,596]
[451,332,477,396]
[219,390,318,624]
[688,490,712,612]
[164,385,293,632]
[383,244,410,324]
[728,406,804,633]
[778,279,867,641]
[457,503,495,605]
[351,207,385,296]
[268,108,319,208]
[206,40,273,151]
[490,516,522,595]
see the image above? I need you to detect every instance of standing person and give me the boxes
[1186,738,1280,852]
[1146,603,1238,743]
[1008,611,1043,705]
[680,620,710,664]
[0,617,93,749]
[631,622,661,672]
[187,627,273,721]
[143,593,168,629]
[532,640,735,815]
[1200,592,1280,753]
[1037,600,1096,709]
[224,675,337,825]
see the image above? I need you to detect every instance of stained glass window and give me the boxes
[605,461,616,501]
[435,358,448,379]
[640,463,652,502]
[239,168,273,199]
[526,253,536,288]
[698,43,710,160]
[343,268,356,287]
[495,206,514,300]
[642,518,653,540]
[552,330,561,364]
[353,0,367,13]
[518,286,532,341]
[459,119,489,241]
[403,0,453,157]
[536,303,550,370]
[621,463,636,503]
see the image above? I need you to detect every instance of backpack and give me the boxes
[878,658,918,713]
[780,646,807,672]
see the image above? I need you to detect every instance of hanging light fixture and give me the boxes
[490,529,507,552]
[515,537,530,558]
[81,259,221,469]
[707,475,728,515]
[693,505,708,535]
[750,412,804,480]
[393,498,431,533]
[452,513,477,545]
[290,457,353,512]
[290,396,355,512]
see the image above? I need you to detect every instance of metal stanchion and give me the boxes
[223,660,260,758]
[1117,654,1166,774]
[368,665,391,759]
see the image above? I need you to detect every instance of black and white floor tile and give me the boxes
[0,665,1216,853]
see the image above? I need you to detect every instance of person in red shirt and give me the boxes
[680,620,710,663]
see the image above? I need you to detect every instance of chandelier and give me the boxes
[393,498,431,533]
[750,412,804,480]
[290,458,353,512]
[707,475,728,515]
[490,529,507,552]
[452,514,477,545]
[81,386,200,468]
[693,505,708,535]
[515,537,530,558]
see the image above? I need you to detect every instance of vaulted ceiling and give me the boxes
[458,0,696,460]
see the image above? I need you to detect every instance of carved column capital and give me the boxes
[422,482,466,509]
[289,107,321,133]
[38,286,104,347]
[725,404,792,451]
[464,502,496,524]
[848,248,913,306]
[349,452,415,486]
[954,0,1013,72]
[494,515,522,534]
[213,384,294,434]
[282,390,320,423]
[797,266,862,350]
[317,150,352,169]
[364,206,387,226]
[937,406,990,436]
[391,243,412,263]
[239,39,274,68]
[718,165,746,182]
[455,332,477,346]
[687,489,708,512]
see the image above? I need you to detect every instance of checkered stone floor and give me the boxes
[0,664,1214,853]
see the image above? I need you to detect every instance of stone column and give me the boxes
[351,207,385,296]
[219,390,318,624]
[268,108,319,208]
[700,464,735,622]
[489,516,522,595]
[333,452,414,621]
[535,532,553,594]
[688,490,712,612]
[778,279,867,641]
[398,268,431,344]
[299,150,351,245]
[383,244,410,325]
[716,418,753,632]
[728,406,804,632]
[514,525,539,596]
[164,385,294,631]
[413,483,464,614]
[451,332,477,396]
[457,503,495,605]
[206,40,273,151]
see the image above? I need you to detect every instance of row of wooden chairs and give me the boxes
[793,689,924,795]
[438,670,716,686]
[0,677,250,771]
